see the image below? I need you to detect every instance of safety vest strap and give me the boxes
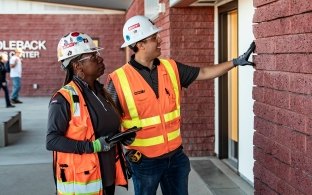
[130,128,180,147]
[57,179,102,195]
[60,85,81,117]
[122,115,161,129]
[115,68,138,119]
[167,128,181,141]
[163,109,180,122]
[160,59,180,110]
[131,135,164,147]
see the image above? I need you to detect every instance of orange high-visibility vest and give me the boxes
[54,81,127,195]
[109,59,182,158]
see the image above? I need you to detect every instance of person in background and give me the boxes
[0,53,15,108]
[107,15,255,195]
[10,48,23,104]
[46,32,135,195]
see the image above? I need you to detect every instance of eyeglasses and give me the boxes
[78,52,101,62]
[141,34,159,42]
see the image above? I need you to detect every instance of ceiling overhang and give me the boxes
[170,0,216,7]
[24,0,132,11]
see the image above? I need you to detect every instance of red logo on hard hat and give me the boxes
[71,32,80,37]
[128,23,140,31]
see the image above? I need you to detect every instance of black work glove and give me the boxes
[233,41,256,66]
[92,136,116,152]
[121,132,136,146]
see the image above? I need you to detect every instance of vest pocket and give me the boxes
[56,161,102,194]
[76,163,100,183]
[75,164,103,194]
[56,163,74,194]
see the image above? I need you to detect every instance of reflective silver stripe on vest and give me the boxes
[63,85,80,117]
[57,180,102,194]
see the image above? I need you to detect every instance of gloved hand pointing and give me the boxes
[233,41,256,67]
[92,136,115,152]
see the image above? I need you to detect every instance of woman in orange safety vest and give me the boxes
[46,32,135,195]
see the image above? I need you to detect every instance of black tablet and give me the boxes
[107,127,142,143]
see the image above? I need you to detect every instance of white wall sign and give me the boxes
[0,40,47,58]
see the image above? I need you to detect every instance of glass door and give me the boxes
[218,0,238,170]
[227,10,238,168]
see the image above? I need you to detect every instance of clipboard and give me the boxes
[106,127,142,143]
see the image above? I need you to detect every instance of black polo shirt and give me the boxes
[107,55,200,107]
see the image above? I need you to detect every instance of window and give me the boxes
[144,0,159,20]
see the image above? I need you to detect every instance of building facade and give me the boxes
[1,0,311,193]
[253,0,312,194]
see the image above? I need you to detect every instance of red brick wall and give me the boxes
[126,0,215,156]
[253,0,312,194]
[169,7,215,157]
[125,0,144,19]
[0,14,124,97]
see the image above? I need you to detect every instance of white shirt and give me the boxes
[10,55,22,78]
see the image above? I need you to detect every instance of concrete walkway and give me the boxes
[0,97,253,195]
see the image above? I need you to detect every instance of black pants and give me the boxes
[0,81,11,107]
[104,184,115,195]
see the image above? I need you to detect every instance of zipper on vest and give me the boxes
[91,90,107,111]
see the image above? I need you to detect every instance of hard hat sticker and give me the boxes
[62,42,75,49]
[128,23,140,31]
[76,36,83,42]
[71,32,80,37]
[126,35,130,41]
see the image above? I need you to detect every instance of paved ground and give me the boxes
[0,97,253,195]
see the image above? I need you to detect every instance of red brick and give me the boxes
[276,54,312,74]
[291,151,312,175]
[254,116,276,137]
[253,0,289,23]
[277,181,304,195]
[262,71,275,88]
[291,12,312,34]
[289,73,312,95]
[272,142,291,164]
[253,54,276,71]
[305,136,312,158]
[289,0,312,15]
[290,167,312,194]
[274,90,290,109]
[275,107,306,133]
[253,18,291,39]
[273,157,292,181]
[254,38,276,54]
[275,125,306,151]
[254,132,275,154]
[252,86,264,102]
[290,93,312,116]
[253,102,277,122]
[262,88,275,106]
[276,34,312,53]
[254,70,264,86]
[253,0,278,7]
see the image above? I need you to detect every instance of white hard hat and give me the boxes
[121,15,161,48]
[57,32,103,68]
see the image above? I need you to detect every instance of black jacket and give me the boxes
[0,62,8,82]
